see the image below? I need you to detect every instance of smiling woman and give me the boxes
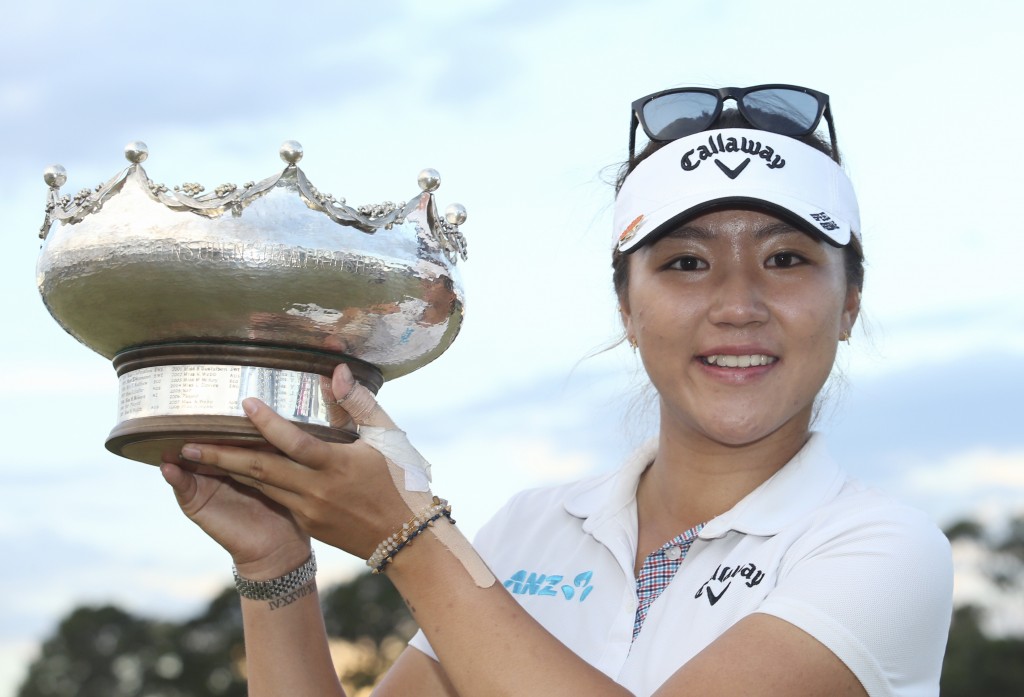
[621,209,858,453]
[160,84,952,697]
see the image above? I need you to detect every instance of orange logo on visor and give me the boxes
[618,215,645,244]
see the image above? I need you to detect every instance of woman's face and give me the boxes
[621,208,859,449]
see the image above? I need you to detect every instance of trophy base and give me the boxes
[106,343,382,466]
[107,415,356,467]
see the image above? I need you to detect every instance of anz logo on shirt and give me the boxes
[504,570,595,602]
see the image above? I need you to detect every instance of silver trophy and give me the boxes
[37,141,467,465]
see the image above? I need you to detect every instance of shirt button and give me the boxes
[665,545,682,561]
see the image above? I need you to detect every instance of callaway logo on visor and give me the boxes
[680,132,787,174]
[613,128,861,252]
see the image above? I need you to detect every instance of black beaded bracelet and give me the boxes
[367,499,455,574]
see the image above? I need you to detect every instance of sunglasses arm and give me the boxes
[628,111,639,167]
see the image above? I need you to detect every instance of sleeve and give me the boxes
[405,630,436,660]
[755,501,953,697]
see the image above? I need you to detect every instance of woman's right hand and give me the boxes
[160,459,311,580]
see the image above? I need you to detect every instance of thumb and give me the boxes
[160,462,199,510]
[158,462,202,511]
[332,363,432,493]
[332,363,397,430]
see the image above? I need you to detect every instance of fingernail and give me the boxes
[181,446,202,460]
[242,398,258,416]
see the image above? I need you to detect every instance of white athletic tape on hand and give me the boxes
[337,380,495,588]
[358,426,431,492]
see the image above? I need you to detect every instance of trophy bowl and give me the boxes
[37,141,468,465]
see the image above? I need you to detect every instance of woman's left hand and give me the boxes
[177,363,429,559]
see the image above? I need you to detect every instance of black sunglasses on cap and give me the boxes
[629,84,838,163]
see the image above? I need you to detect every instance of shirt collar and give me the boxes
[699,434,845,538]
[563,437,656,533]
[562,433,845,539]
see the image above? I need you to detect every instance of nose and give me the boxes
[707,268,770,327]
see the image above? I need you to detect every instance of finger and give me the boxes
[332,363,397,429]
[180,440,310,507]
[177,458,228,478]
[239,398,334,469]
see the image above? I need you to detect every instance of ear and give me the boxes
[840,285,861,338]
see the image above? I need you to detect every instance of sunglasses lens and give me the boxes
[642,92,719,140]
[741,89,821,135]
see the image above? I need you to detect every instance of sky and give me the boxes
[2,0,1024,693]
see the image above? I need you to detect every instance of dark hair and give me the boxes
[612,110,865,302]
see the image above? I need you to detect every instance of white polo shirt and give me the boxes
[409,435,953,696]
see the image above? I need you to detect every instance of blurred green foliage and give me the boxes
[17,589,246,697]
[15,575,414,697]
[941,605,1024,696]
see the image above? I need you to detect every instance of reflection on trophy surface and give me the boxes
[37,140,468,465]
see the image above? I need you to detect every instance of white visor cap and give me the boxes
[614,128,860,253]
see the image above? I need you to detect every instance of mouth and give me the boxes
[699,353,777,368]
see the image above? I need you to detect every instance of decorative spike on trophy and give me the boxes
[37,140,468,465]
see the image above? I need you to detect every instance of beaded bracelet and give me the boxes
[367,497,455,574]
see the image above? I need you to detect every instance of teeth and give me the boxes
[703,354,775,368]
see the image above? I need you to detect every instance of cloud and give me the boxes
[828,352,1023,469]
[0,527,143,639]
[0,640,35,696]
[819,351,1024,524]
[0,1,535,178]
[5,360,112,395]
[515,438,593,479]
[907,450,1024,494]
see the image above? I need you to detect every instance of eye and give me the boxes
[666,255,708,271]
[766,251,806,268]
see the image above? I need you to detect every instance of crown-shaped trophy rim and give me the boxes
[39,140,468,265]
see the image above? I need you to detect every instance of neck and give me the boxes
[633,410,811,571]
